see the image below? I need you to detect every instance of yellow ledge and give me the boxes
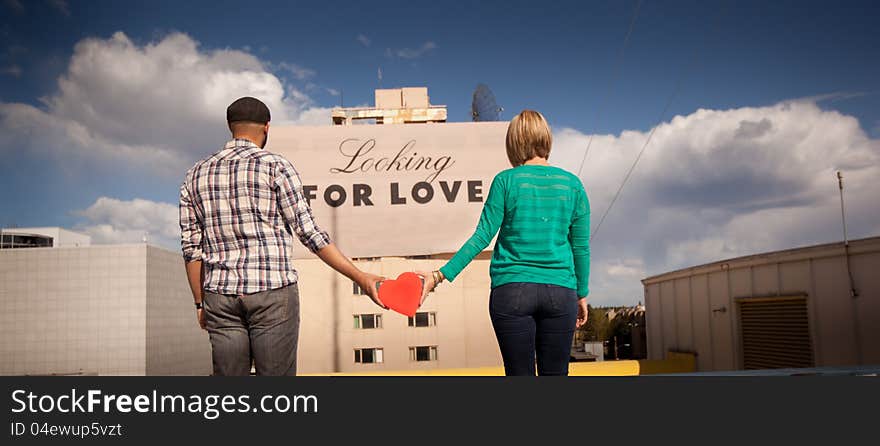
[304,352,696,376]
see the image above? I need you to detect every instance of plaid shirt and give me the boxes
[179,138,331,295]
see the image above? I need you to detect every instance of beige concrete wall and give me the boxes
[145,246,212,376]
[0,244,213,376]
[643,237,880,371]
[296,257,501,374]
[0,245,147,375]
[401,87,429,108]
[375,89,402,108]
[293,259,338,374]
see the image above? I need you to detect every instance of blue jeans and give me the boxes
[489,282,578,376]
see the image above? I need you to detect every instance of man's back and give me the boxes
[179,97,381,376]
[179,138,330,296]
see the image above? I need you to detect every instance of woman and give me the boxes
[420,110,590,376]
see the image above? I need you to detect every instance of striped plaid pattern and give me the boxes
[179,138,331,295]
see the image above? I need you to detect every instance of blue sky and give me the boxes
[1,0,878,304]
[3,0,879,131]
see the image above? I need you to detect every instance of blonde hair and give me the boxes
[505,110,552,167]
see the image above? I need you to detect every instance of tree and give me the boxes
[578,305,611,342]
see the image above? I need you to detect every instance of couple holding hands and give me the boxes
[179,97,590,377]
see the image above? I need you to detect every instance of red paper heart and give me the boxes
[377,272,423,317]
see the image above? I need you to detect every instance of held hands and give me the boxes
[360,268,440,313]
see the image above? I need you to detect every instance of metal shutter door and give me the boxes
[737,296,814,370]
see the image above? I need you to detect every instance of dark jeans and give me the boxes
[203,283,300,376]
[489,282,578,376]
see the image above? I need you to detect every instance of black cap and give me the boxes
[226,97,271,124]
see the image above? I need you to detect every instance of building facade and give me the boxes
[1,227,91,249]
[642,237,880,372]
[0,244,211,375]
[296,256,500,374]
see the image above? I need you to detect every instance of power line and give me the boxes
[576,0,643,178]
[590,2,731,242]
[590,82,679,241]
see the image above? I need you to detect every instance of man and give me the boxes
[179,96,385,376]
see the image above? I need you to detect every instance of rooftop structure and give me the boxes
[331,87,447,125]
[642,236,880,372]
[0,227,91,249]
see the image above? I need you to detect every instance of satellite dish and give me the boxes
[472,84,503,121]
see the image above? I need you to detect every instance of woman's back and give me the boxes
[440,163,590,298]
[492,165,590,294]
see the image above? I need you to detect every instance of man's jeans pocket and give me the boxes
[243,285,294,329]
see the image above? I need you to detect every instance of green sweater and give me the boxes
[439,165,591,298]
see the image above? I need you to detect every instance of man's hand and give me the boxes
[415,270,437,306]
[197,308,206,330]
[576,298,589,328]
[356,272,387,309]
[315,243,386,308]
[185,260,206,330]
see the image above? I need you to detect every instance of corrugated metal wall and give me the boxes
[643,237,880,372]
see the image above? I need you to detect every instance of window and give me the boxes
[408,312,436,327]
[354,348,384,364]
[353,314,382,329]
[0,234,52,249]
[409,346,438,362]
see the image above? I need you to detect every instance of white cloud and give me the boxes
[605,259,646,278]
[74,197,179,249]
[356,34,371,47]
[272,61,316,80]
[0,64,21,77]
[550,100,880,305]
[393,41,437,59]
[797,91,870,104]
[0,31,329,175]
[290,107,334,126]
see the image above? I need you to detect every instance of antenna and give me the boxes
[472,84,503,121]
[837,171,858,298]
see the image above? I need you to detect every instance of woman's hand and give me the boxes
[576,298,588,328]
[415,270,437,306]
